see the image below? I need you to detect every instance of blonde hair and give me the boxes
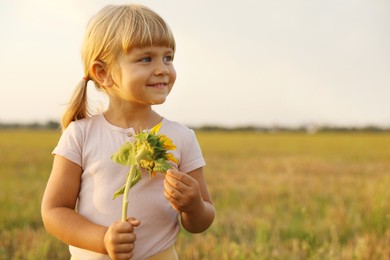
[61,4,176,130]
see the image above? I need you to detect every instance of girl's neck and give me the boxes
[103,105,162,131]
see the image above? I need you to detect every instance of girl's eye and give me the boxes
[163,55,173,63]
[140,57,152,62]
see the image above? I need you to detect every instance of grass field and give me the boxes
[0,130,389,259]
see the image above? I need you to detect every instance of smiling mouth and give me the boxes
[147,83,168,88]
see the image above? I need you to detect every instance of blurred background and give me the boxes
[1,1,390,259]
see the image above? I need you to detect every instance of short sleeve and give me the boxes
[52,122,83,167]
[178,129,205,173]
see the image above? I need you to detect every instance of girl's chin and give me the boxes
[149,93,170,105]
[150,98,168,105]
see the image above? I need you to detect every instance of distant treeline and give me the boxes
[0,121,61,130]
[196,125,390,133]
[1,121,390,133]
[194,125,390,133]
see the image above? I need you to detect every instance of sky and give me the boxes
[1,0,390,127]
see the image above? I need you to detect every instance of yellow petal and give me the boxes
[159,134,176,150]
[150,122,162,135]
[166,153,179,164]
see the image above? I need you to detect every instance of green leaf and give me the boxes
[129,166,142,189]
[153,158,172,173]
[112,167,142,200]
[111,142,137,166]
[113,185,125,199]
[147,135,158,146]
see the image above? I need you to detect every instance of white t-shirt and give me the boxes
[53,114,206,259]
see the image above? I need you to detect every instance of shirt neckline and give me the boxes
[98,113,166,134]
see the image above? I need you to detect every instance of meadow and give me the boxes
[0,130,389,259]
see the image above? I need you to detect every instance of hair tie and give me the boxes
[83,76,89,81]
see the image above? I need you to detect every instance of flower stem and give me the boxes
[122,165,137,222]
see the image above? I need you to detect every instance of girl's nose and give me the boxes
[154,62,170,76]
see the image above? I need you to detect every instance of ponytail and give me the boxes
[61,77,90,130]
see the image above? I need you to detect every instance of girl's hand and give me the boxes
[104,218,140,260]
[163,169,203,213]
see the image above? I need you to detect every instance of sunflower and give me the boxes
[111,122,178,221]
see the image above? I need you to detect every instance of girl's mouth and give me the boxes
[147,83,168,88]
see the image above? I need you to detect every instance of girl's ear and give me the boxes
[91,61,114,88]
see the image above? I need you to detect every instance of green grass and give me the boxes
[1,130,389,259]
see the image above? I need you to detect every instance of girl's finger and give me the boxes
[117,232,137,243]
[167,169,193,187]
[127,217,141,227]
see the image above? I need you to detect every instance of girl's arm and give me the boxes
[41,155,138,259]
[163,168,215,233]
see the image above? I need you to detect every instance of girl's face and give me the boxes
[112,46,176,107]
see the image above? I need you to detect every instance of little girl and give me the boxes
[41,4,215,260]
